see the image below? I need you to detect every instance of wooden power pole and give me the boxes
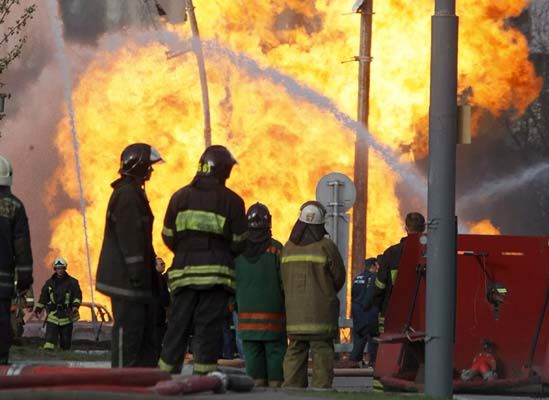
[351,0,373,280]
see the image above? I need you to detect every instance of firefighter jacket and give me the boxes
[35,272,82,326]
[0,186,33,300]
[281,237,346,337]
[235,238,285,341]
[96,177,158,302]
[351,270,378,335]
[373,237,406,316]
[162,176,247,294]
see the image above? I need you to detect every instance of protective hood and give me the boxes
[289,220,327,246]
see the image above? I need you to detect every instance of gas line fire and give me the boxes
[46,0,539,307]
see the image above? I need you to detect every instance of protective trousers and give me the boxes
[0,300,11,364]
[111,298,158,368]
[159,287,228,375]
[44,322,73,350]
[243,339,286,386]
[283,336,335,389]
[350,329,378,364]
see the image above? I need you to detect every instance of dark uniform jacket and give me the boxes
[162,176,247,294]
[351,270,378,335]
[35,272,82,326]
[373,237,406,316]
[96,176,158,302]
[0,186,33,299]
[281,237,346,337]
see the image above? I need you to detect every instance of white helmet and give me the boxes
[298,201,327,225]
[0,156,13,187]
[52,257,68,269]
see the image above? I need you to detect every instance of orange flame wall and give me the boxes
[47,1,540,306]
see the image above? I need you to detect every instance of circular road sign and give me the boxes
[316,172,356,212]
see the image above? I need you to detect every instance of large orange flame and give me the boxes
[46,1,540,307]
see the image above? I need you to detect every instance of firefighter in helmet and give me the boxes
[235,202,286,387]
[35,257,82,350]
[281,201,346,389]
[96,143,164,367]
[0,156,33,363]
[159,145,247,374]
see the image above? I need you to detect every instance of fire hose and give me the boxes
[0,366,254,397]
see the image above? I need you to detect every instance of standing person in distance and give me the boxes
[349,257,379,368]
[281,201,346,390]
[34,257,82,350]
[96,143,164,367]
[0,156,33,364]
[235,203,286,388]
[159,145,247,375]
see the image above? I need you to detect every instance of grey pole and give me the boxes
[186,0,212,148]
[425,0,458,398]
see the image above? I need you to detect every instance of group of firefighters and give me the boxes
[0,144,425,390]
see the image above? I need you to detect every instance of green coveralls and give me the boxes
[280,237,346,389]
[235,239,287,387]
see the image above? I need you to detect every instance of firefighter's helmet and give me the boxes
[0,156,13,187]
[298,201,327,225]
[196,145,237,181]
[247,202,271,229]
[52,257,68,269]
[119,143,164,181]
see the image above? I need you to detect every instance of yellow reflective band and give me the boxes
[281,255,327,264]
[170,277,235,291]
[286,323,334,333]
[193,362,218,374]
[232,231,248,243]
[375,278,386,290]
[168,265,234,279]
[158,358,175,372]
[43,342,55,350]
[175,210,226,235]
[390,270,398,284]
[162,226,174,237]
[35,302,44,308]
[496,288,507,294]
[73,299,81,304]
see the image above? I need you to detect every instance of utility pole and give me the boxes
[351,0,373,283]
[425,0,458,398]
[186,0,212,148]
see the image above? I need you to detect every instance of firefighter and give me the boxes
[372,212,425,332]
[281,201,346,389]
[235,203,286,388]
[34,257,82,350]
[158,145,247,375]
[10,281,34,346]
[350,257,379,367]
[96,143,164,367]
[0,156,33,363]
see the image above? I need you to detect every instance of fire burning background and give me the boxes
[0,0,548,305]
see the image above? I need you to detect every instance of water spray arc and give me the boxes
[46,0,98,334]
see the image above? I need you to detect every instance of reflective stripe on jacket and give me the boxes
[162,176,246,293]
[281,237,345,337]
[35,273,82,326]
